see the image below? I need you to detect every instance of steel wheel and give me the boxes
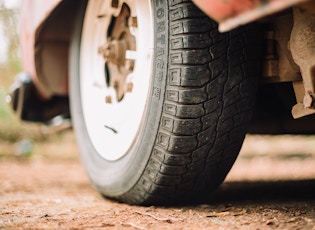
[80,0,153,161]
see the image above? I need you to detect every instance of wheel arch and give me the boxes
[34,0,83,98]
[14,0,86,122]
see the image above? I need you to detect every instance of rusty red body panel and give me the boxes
[20,0,62,99]
[19,0,310,100]
[15,0,315,123]
[192,0,310,31]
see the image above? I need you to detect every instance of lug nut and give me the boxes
[126,82,133,93]
[105,95,112,104]
[128,17,138,28]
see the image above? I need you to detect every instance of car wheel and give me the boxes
[70,0,261,205]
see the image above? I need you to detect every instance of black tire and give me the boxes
[70,0,261,205]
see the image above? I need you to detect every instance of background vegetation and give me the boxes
[0,1,72,158]
[0,0,42,141]
[0,0,25,142]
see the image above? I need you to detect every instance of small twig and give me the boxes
[134,211,181,223]
[121,222,147,230]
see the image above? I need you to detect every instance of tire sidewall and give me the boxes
[70,0,168,197]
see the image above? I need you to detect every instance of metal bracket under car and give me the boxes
[7,73,71,133]
[290,7,315,119]
[8,73,39,122]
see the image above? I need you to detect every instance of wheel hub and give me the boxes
[98,39,128,66]
[97,3,136,102]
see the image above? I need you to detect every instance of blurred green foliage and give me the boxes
[0,1,43,143]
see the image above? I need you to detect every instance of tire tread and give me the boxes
[121,1,261,205]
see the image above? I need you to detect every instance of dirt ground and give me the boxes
[1,132,315,229]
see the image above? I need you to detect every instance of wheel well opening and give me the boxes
[35,0,82,97]
[31,0,84,122]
